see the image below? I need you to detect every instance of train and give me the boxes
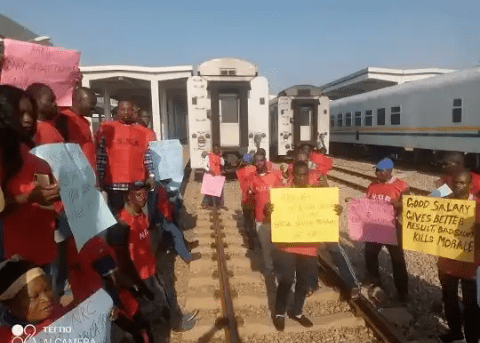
[186,58,269,173]
[269,85,330,159]
[329,67,480,167]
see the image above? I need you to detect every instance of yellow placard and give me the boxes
[271,187,339,243]
[402,195,476,262]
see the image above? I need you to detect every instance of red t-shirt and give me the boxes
[249,170,283,222]
[59,109,97,171]
[236,165,257,204]
[266,160,280,172]
[34,120,65,145]
[276,178,320,257]
[438,195,480,279]
[310,152,332,175]
[438,172,480,196]
[136,123,157,142]
[118,209,156,280]
[2,145,57,265]
[366,177,409,206]
[285,168,323,187]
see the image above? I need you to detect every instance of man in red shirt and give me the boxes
[248,152,283,276]
[271,161,342,331]
[25,83,65,145]
[114,182,197,341]
[96,100,156,215]
[236,154,257,249]
[364,158,409,304]
[437,152,480,197]
[55,87,98,171]
[309,147,333,175]
[437,169,480,343]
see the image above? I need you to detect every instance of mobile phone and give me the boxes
[34,173,51,187]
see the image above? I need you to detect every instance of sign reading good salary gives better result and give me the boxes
[402,195,477,262]
[271,187,339,243]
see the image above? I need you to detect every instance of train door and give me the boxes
[219,93,240,147]
[292,99,318,148]
[299,106,313,141]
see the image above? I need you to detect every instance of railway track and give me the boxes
[173,176,409,343]
[330,165,430,196]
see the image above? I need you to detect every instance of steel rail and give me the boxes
[212,202,242,343]
[317,257,405,343]
[331,166,430,196]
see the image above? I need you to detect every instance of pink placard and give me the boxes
[201,173,225,197]
[348,198,398,245]
[1,39,80,106]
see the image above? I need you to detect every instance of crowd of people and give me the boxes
[230,145,479,342]
[0,77,478,343]
[0,82,199,343]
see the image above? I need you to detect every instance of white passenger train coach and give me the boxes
[269,85,330,158]
[187,58,269,173]
[329,67,480,165]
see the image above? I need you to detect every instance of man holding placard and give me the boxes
[436,169,479,343]
[270,161,341,331]
[364,158,410,305]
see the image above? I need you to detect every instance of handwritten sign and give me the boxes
[271,187,339,243]
[402,195,476,262]
[149,140,184,182]
[28,289,113,343]
[31,143,116,249]
[201,173,225,197]
[348,198,397,245]
[1,39,80,106]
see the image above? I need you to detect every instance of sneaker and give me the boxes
[184,252,202,263]
[289,314,313,328]
[174,315,198,332]
[272,315,285,331]
[183,310,199,322]
[439,331,465,343]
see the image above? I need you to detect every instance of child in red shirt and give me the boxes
[202,145,227,210]
[364,158,409,304]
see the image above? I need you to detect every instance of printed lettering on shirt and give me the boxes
[370,194,392,203]
[115,137,140,147]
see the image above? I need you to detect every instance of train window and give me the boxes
[453,99,462,123]
[219,94,239,123]
[377,108,385,126]
[365,110,373,126]
[391,106,400,125]
[260,97,265,105]
[337,113,343,127]
[192,97,197,105]
[345,112,352,127]
[331,115,335,127]
[298,89,311,97]
[324,109,328,114]
[354,111,361,126]
[300,107,312,126]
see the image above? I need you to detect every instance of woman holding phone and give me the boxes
[0,85,60,269]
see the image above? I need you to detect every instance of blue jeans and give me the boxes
[273,249,318,316]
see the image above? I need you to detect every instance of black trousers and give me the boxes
[273,249,318,316]
[439,271,480,343]
[241,205,256,241]
[364,241,408,298]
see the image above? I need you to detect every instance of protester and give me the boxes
[55,87,98,170]
[133,103,156,140]
[113,182,197,341]
[96,100,156,215]
[256,147,279,172]
[437,169,480,343]
[309,146,332,175]
[0,86,60,269]
[236,154,257,249]
[271,161,342,331]
[0,256,67,342]
[363,158,409,304]
[248,152,283,277]
[437,152,480,196]
[25,83,65,145]
[283,150,324,185]
[202,145,227,210]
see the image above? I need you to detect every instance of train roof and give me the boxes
[321,67,455,100]
[197,58,258,81]
[330,67,480,106]
[277,84,323,97]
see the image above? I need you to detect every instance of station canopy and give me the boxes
[320,67,455,100]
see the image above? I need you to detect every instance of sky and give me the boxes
[2,0,480,93]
